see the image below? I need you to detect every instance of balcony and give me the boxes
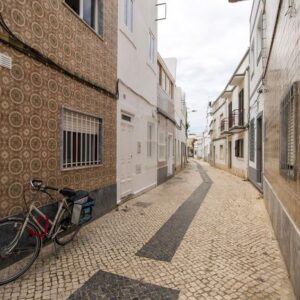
[220,119,230,135]
[229,109,245,132]
[157,85,174,119]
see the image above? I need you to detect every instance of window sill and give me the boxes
[63,2,104,42]
[61,163,104,172]
[120,27,136,49]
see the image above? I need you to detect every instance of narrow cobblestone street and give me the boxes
[0,161,295,300]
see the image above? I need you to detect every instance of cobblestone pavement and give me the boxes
[0,160,295,300]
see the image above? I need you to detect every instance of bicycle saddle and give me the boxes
[59,188,76,197]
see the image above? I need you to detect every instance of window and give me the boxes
[220,145,224,160]
[62,109,102,169]
[158,129,166,161]
[122,114,131,122]
[147,122,154,157]
[235,139,244,158]
[149,32,155,65]
[250,119,255,162]
[124,0,133,32]
[65,0,103,36]
[280,83,298,180]
[238,89,244,125]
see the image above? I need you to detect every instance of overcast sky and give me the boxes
[158,0,252,134]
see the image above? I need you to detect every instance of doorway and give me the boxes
[167,133,174,176]
[120,115,134,198]
[228,141,232,168]
[257,116,263,183]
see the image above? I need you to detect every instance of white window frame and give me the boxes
[124,0,133,32]
[65,0,103,36]
[61,108,102,170]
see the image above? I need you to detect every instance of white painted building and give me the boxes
[209,96,227,169]
[174,86,187,171]
[248,0,265,191]
[157,55,176,184]
[209,51,250,179]
[117,0,158,201]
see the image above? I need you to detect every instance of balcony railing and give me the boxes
[229,109,244,129]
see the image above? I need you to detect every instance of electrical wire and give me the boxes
[0,13,118,100]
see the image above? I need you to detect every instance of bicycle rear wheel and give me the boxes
[0,218,41,285]
[54,204,80,246]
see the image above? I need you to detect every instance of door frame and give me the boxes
[167,133,174,176]
[120,112,134,198]
[256,114,263,183]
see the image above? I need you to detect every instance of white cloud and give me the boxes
[158,0,252,134]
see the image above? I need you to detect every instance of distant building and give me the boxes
[209,51,250,179]
[174,86,188,171]
[157,54,176,185]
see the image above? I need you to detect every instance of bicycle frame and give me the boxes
[6,198,70,254]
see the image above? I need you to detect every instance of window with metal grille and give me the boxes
[235,139,244,158]
[280,82,298,180]
[147,122,154,157]
[62,109,102,169]
[65,0,103,36]
[250,119,255,162]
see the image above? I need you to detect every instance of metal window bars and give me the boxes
[62,109,102,169]
[280,82,298,180]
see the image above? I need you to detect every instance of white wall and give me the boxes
[249,0,264,171]
[174,86,187,168]
[117,0,158,202]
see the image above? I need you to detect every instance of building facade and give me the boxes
[210,52,250,179]
[209,96,227,169]
[0,0,118,220]
[248,0,265,191]
[174,86,188,172]
[157,54,176,184]
[262,0,300,297]
[117,0,158,200]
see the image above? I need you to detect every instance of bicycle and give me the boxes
[0,179,95,285]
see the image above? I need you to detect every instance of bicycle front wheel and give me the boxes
[0,218,41,285]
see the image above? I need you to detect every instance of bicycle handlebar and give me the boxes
[31,179,58,192]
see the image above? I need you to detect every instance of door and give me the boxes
[228,141,232,168]
[120,118,134,198]
[257,116,263,183]
[167,134,173,176]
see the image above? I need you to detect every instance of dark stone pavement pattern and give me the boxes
[136,163,212,262]
[0,161,295,299]
[68,270,179,300]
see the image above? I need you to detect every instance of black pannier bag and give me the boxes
[70,191,95,225]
